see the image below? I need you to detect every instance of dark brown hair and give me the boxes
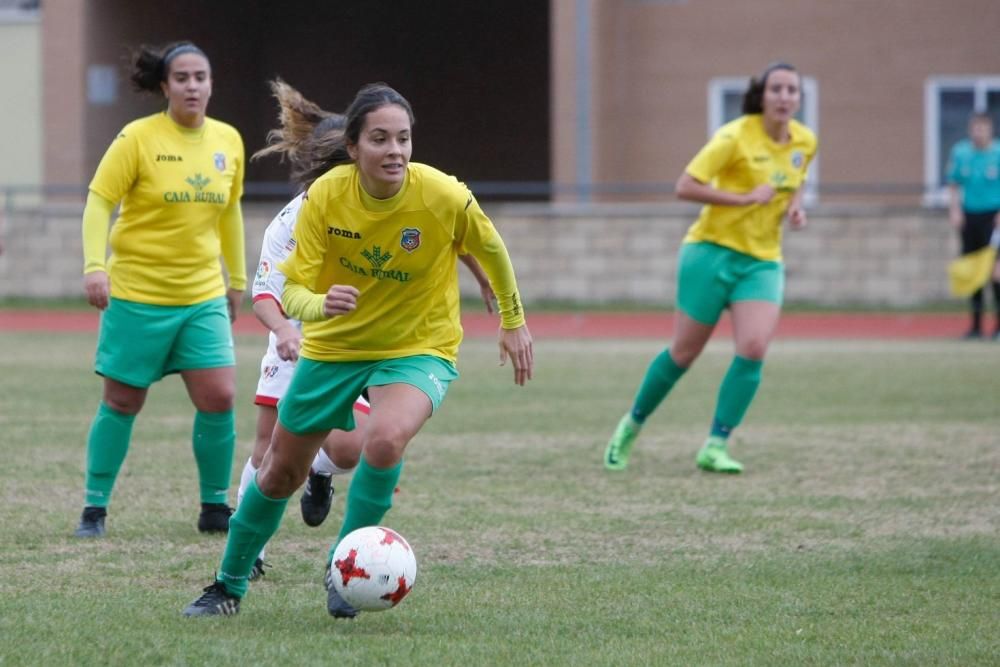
[253,81,415,190]
[129,41,208,93]
[741,62,798,114]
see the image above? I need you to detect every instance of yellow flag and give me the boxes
[948,246,998,297]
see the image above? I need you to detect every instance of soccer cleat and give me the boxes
[604,414,640,471]
[248,557,268,582]
[324,567,359,619]
[197,503,234,534]
[73,506,107,538]
[695,437,744,474]
[182,581,240,617]
[300,470,334,527]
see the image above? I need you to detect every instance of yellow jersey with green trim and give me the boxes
[682,115,817,261]
[280,162,523,363]
[89,112,245,305]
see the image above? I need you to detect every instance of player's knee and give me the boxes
[670,343,703,367]
[103,391,145,415]
[363,428,407,467]
[326,437,362,470]
[736,339,769,360]
[195,386,236,413]
[256,460,305,498]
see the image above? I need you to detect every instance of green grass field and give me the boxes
[1,331,998,666]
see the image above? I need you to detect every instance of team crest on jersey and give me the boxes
[284,237,296,253]
[791,150,804,169]
[400,228,421,253]
[214,152,226,172]
[254,260,271,290]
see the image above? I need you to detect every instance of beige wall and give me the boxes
[0,203,957,307]
[0,17,42,193]
[552,0,1000,203]
[40,0,86,190]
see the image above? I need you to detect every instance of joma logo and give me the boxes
[328,226,362,239]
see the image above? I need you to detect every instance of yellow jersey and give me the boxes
[88,112,245,305]
[280,162,524,363]
[683,115,817,261]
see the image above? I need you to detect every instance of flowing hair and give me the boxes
[251,79,351,190]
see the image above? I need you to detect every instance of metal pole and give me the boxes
[575,0,592,202]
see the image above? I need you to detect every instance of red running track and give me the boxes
[0,309,970,339]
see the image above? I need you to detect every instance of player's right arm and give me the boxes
[252,199,304,360]
[676,125,774,206]
[279,189,358,321]
[81,192,116,310]
[82,127,139,310]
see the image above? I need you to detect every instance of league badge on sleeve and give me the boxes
[400,228,421,253]
[214,152,226,172]
[253,260,271,291]
[791,150,804,169]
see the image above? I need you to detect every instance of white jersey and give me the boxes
[251,193,369,413]
[253,193,305,356]
[253,192,304,314]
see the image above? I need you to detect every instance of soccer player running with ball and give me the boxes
[604,62,818,475]
[75,42,246,537]
[184,82,532,617]
[238,80,498,580]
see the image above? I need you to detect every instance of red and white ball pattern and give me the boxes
[331,526,417,612]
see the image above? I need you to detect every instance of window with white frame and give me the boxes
[708,76,820,203]
[924,76,1000,205]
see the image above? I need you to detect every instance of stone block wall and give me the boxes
[0,202,957,308]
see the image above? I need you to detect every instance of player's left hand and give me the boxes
[226,288,244,322]
[788,206,807,230]
[499,324,533,386]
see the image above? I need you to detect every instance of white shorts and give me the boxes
[254,334,369,414]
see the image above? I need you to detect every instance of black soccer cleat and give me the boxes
[74,506,107,538]
[183,581,240,617]
[197,503,234,534]
[300,471,334,527]
[325,567,359,619]
[248,557,268,582]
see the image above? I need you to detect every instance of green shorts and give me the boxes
[676,242,784,325]
[95,297,234,388]
[278,355,459,435]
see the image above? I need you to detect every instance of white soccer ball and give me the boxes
[330,526,417,612]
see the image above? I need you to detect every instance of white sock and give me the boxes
[237,458,267,561]
[237,458,257,507]
[312,447,353,476]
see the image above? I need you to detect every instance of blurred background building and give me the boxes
[2,0,1000,305]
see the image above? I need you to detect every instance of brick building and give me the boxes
[2,0,999,305]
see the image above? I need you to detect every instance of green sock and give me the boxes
[631,348,688,423]
[328,458,402,564]
[217,476,287,598]
[84,402,136,507]
[192,410,236,504]
[712,355,763,435]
